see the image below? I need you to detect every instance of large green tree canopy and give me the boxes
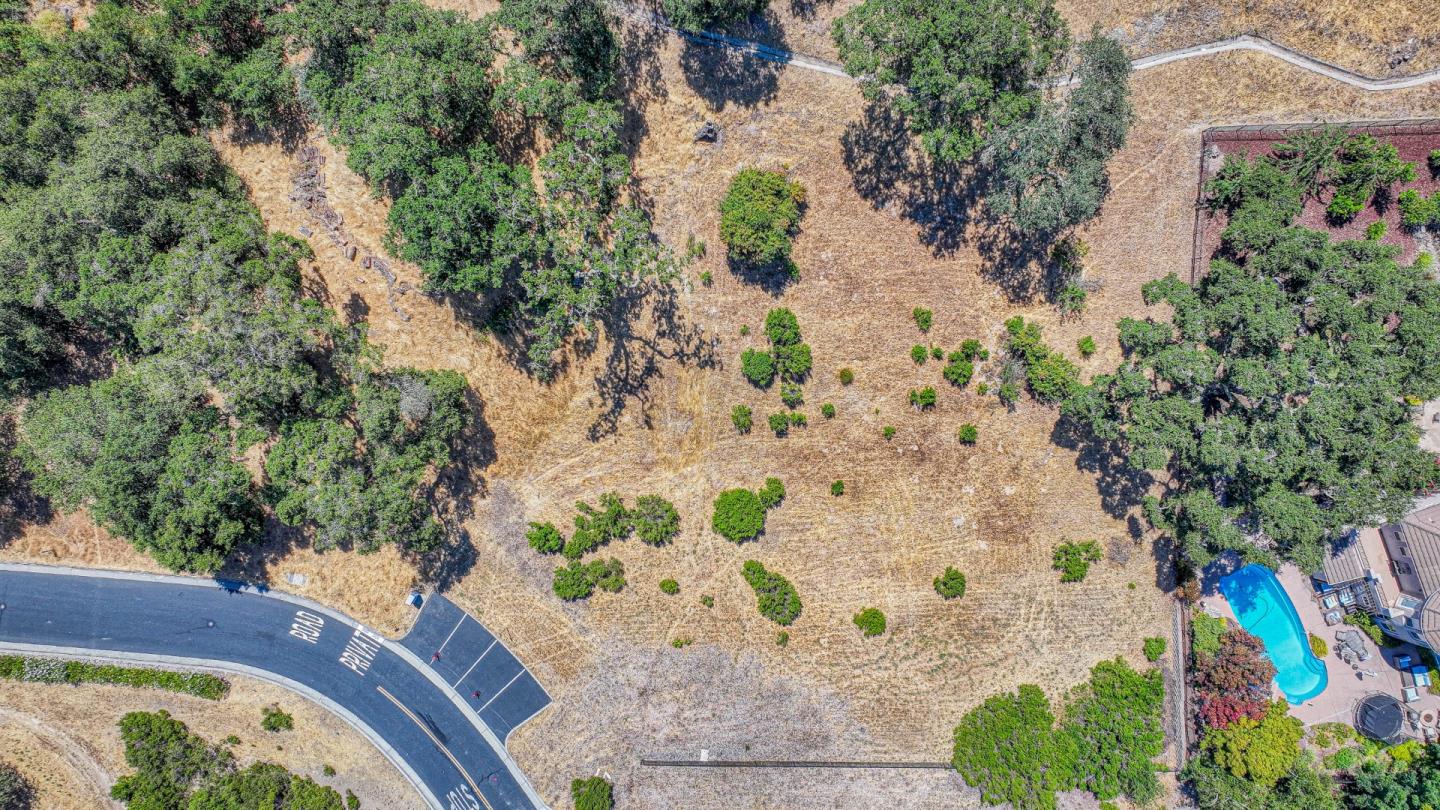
[832,0,1069,163]
[1063,144,1440,571]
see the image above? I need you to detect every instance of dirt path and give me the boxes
[623,7,1440,93]
[0,706,119,809]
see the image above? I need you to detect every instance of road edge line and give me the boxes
[0,640,442,810]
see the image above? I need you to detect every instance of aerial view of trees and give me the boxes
[1062,138,1440,570]
[287,0,679,378]
[741,559,802,625]
[951,657,1164,809]
[0,2,469,572]
[112,710,344,809]
[719,168,807,272]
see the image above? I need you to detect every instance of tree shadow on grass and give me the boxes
[677,13,784,111]
[725,256,799,295]
[1048,415,1155,522]
[0,414,53,550]
[615,9,671,160]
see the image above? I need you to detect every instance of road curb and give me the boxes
[0,562,551,809]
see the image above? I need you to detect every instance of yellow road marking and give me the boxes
[376,685,493,810]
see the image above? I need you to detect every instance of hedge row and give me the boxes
[0,655,230,700]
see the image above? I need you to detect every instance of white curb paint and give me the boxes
[0,562,551,810]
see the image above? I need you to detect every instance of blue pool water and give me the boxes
[1218,564,1329,704]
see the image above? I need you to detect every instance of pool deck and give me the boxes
[1204,562,1440,732]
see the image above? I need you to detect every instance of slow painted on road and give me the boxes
[0,564,549,810]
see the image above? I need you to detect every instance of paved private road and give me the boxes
[0,564,549,810]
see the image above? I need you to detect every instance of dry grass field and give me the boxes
[0,675,418,809]
[3,2,1440,809]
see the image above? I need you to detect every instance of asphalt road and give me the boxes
[0,564,549,810]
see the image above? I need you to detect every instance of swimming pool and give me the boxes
[1218,564,1329,704]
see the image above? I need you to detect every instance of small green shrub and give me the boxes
[958,339,988,361]
[1324,745,1364,771]
[741,560,803,625]
[1142,637,1166,662]
[731,404,753,434]
[838,368,855,385]
[821,402,836,419]
[780,383,804,408]
[323,765,336,777]
[882,425,896,440]
[261,706,294,733]
[934,567,966,599]
[758,477,786,509]
[943,356,974,387]
[700,595,715,608]
[831,480,844,496]
[712,488,766,542]
[1077,336,1096,357]
[699,270,713,286]
[1308,632,1327,657]
[768,412,789,435]
[1191,613,1227,656]
[225,735,240,745]
[720,169,806,268]
[553,558,626,600]
[977,383,989,395]
[346,790,360,810]
[1327,190,1365,222]
[909,386,937,409]
[931,345,944,360]
[853,607,886,637]
[957,424,978,444]
[526,522,564,554]
[565,493,631,559]
[789,411,807,427]
[739,325,750,336]
[632,495,680,546]
[913,307,933,332]
[1344,611,1387,646]
[671,637,693,648]
[1399,188,1440,229]
[776,631,789,647]
[1052,540,1102,582]
[571,775,614,810]
[1057,283,1087,316]
[997,382,1020,406]
[911,344,927,364]
[660,578,680,595]
[741,349,775,388]
[1366,220,1388,240]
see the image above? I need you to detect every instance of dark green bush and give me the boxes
[934,567,966,598]
[741,348,775,388]
[911,344,928,364]
[720,169,806,268]
[564,492,631,559]
[1004,317,1080,403]
[1053,540,1102,582]
[741,560,802,625]
[957,424,978,444]
[1399,189,1439,229]
[765,308,802,346]
[1057,283,1088,316]
[712,488,766,541]
[821,402,836,419]
[768,412,789,435]
[1077,336,1097,357]
[838,368,855,385]
[526,521,564,554]
[731,404,753,434]
[913,307,933,332]
[959,340,988,362]
[943,356,974,387]
[261,706,293,733]
[882,425,896,440]
[631,495,680,546]
[758,477,786,509]
[853,607,886,636]
[659,578,679,595]
[571,776,614,810]
[831,480,845,496]
[931,346,945,360]
[909,386,937,409]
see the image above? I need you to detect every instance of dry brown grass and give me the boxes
[3,4,1439,808]
[0,674,418,808]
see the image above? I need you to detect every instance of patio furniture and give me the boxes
[1322,595,1339,609]
[1399,655,1414,670]
[1414,666,1432,689]
[1406,686,1422,703]
[1324,610,1342,626]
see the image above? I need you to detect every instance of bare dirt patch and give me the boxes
[0,674,419,808]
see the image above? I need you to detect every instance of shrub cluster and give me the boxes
[1052,540,1101,582]
[1005,317,1080,403]
[913,307,933,332]
[741,560,803,625]
[934,567,967,599]
[529,493,681,562]
[951,658,1165,809]
[0,655,229,699]
[741,308,812,393]
[1399,188,1440,229]
[571,776,614,810]
[553,558,626,600]
[909,386,937,410]
[1142,637,1166,662]
[261,705,294,733]
[1192,622,1275,731]
[731,404,753,433]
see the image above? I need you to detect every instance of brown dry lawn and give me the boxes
[0,675,418,809]
[3,3,1440,808]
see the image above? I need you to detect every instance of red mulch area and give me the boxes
[1194,122,1440,278]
